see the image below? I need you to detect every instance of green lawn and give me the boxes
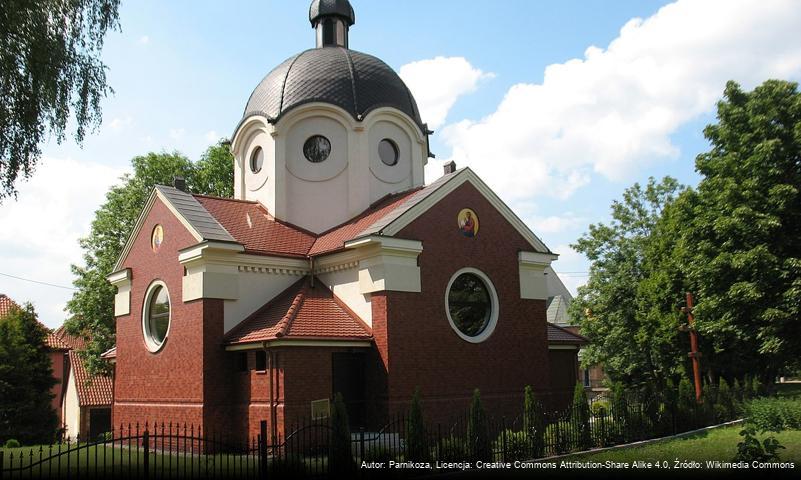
[568,424,801,464]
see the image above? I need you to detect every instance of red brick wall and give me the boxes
[378,181,552,424]
[49,351,66,426]
[113,197,218,430]
[548,349,579,409]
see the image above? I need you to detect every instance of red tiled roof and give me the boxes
[68,350,113,407]
[225,278,372,345]
[46,332,71,350]
[547,323,589,345]
[195,195,316,257]
[0,294,19,318]
[52,326,88,351]
[309,188,423,256]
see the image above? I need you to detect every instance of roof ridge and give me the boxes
[276,283,308,338]
[547,322,589,343]
[193,194,259,204]
[225,277,307,340]
[330,290,373,336]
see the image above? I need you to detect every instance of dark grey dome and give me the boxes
[241,47,424,131]
[309,0,355,26]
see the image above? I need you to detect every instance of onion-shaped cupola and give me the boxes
[309,0,355,48]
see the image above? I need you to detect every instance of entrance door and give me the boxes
[88,408,112,440]
[332,353,365,427]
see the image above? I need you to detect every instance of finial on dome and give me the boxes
[309,0,355,48]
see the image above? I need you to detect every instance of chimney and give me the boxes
[443,161,457,175]
[173,176,186,192]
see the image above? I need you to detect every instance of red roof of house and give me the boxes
[308,188,423,256]
[547,323,589,345]
[68,350,113,407]
[0,294,19,318]
[195,195,316,257]
[100,346,116,359]
[52,326,88,351]
[225,278,372,345]
[46,332,71,350]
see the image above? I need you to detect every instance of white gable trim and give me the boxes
[112,188,231,272]
[378,168,552,254]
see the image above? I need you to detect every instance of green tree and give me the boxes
[466,389,490,462]
[0,0,121,199]
[522,385,544,457]
[406,387,429,462]
[570,177,686,388]
[329,392,353,474]
[673,80,801,380]
[0,303,58,444]
[571,382,592,449]
[66,143,235,374]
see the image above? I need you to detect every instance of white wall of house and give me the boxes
[63,368,81,440]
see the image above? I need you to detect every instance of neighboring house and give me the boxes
[105,0,587,443]
[544,274,609,397]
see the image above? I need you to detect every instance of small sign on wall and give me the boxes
[458,208,479,238]
[311,398,330,419]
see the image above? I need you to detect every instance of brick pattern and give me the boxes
[376,181,553,424]
[68,350,114,406]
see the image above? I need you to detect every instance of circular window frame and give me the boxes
[250,146,264,173]
[445,267,500,344]
[303,135,332,163]
[378,138,399,166]
[142,280,172,353]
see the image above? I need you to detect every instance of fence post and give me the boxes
[501,417,508,463]
[1,450,4,480]
[359,427,366,463]
[143,429,150,480]
[259,420,268,479]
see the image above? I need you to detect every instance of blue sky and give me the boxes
[1,0,800,327]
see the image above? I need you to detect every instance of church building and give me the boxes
[107,0,586,443]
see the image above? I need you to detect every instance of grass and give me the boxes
[567,424,801,464]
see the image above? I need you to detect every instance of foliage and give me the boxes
[544,420,572,455]
[493,429,529,461]
[572,80,801,387]
[677,378,698,431]
[570,177,686,388]
[522,385,544,458]
[751,376,765,398]
[329,393,354,474]
[0,0,121,199]
[572,382,592,449]
[0,303,59,444]
[270,454,306,478]
[591,401,610,418]
[437,436,467,462]
[466,389,490,462]
[65,142,235,374]
[363,445,397,463]
[745,398,801,431]
[734,426,784,463]
[609,382,629,443]
[4,439,21,449]
[406,387,429,462]
[716,379,739,421]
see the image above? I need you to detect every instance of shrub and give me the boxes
[751,377,764,398]
[466,389,490,462]
[717,378,739,421]
[437,436,467,462]
[270,454,307,478]
[364,445,397,463]
[330,393,355,474]
[745,398,801,431]
[591,401,610,418]
[493,429,529,461]
[406,387,429,462]
[677,378,698,431]
[734,426,784,463]
[523,385,545,458]
[609,382,629,442]
[4,438,21,448]
[544,420,572,455]
[571,382,592,449]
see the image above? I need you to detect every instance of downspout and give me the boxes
[263,341,277,445]
[309,256,315,288]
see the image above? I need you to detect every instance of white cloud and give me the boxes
[169,128,186,141]
[0,157,124,328]
[530,213,586,234]
[437,0,801,205]
[205,130,219,143]
[399,56,494,130]
[138,35,150,45]
[107,115,133,131]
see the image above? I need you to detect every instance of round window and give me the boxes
[250,146,264,173]
[378,139,399,166]
[303,135,331,163]
[445,268,499,343]
[143,282,170,352]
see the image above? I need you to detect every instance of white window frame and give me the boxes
[445,267,500,344]
[142,280,171,353]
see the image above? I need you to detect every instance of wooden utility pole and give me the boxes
[680,292,703,403]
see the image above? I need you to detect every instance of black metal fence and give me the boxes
[0,393,740,479]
